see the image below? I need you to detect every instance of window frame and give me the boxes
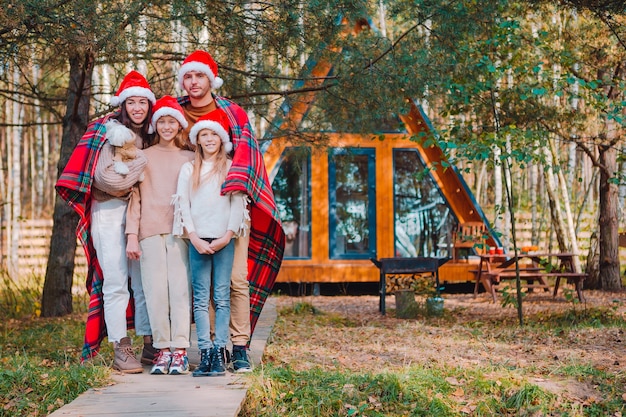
[328,147,377,260]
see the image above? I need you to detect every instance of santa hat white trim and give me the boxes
[149,107,189,134]
[177,61,224,91]
[189,120,232,153]
[110,86,156,107]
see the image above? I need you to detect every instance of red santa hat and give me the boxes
[177,50,224,91]
[149,95,189,134]
[189,108,232,153]
[110,70,156,107]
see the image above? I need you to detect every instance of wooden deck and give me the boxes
[48,299,277,417]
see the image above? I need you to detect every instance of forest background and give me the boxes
[0,0,625,318]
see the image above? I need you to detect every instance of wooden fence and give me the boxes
[0,219,87,277]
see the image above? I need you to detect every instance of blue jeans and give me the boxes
[189,239,234,350]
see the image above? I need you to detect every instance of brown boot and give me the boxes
[141,335,160,365]
[113,337,143,373]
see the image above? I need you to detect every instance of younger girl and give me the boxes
[126,95,195,375]
[174,109,247,377]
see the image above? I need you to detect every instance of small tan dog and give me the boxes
[105,120,141,177]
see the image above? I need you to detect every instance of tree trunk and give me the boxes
[493,145,503,235]
[41,50,94,317]
[598,144,622,290]
[9,64,24,278]
[585,231,601,289]
[542,143,568,252]
[550,137,582,272]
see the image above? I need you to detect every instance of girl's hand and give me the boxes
[190,233,215,255]
[207,232,234,253]
[126,234,141,260]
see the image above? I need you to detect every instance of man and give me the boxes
[177,50,285,372]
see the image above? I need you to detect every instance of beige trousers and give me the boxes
[140,234,191,349]
[229,232,251,346]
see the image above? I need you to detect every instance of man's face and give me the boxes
[182,71,211,100]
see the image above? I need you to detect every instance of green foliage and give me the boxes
[503,383,554,413]
[290,301,323,316]
[0,311,109,416]
[0,271,109,415]
[0,269,90,319]
[500,285,526,309]
[0,272,42,319]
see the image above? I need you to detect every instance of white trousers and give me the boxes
[140,234,191,349]
[91,199,130,343]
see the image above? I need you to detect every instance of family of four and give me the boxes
[56,50,285,377]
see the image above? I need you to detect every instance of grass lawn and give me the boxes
[2,271,625,417]
[0,274,110,417]
[242,293,626,416]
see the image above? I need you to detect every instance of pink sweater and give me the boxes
[126,145,194,241]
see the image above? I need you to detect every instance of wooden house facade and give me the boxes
[260,18,499,287]
[262,100,500,286]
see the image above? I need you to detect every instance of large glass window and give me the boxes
[393,149,455,257]
[272,147,312,258]
[329,148,376,259]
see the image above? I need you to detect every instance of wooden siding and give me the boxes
[264,129,491,284]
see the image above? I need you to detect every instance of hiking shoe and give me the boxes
[209,347,226,376]
[231,346,252,373]
[113,337,143,374]
[141,341,160,365]
[169,350,189,375]
[150,350,172,375]
[192,349,211,377]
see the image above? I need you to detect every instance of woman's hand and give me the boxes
[126,234,141,260]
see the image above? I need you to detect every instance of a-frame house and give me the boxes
[261,18,500,287]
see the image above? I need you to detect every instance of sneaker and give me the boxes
[113,337,143,374]
[169,350,189,375]
[192,349,211,377]
[141,342,160,365]
[231,346,252,373]
[150,350,172,375]
[209,347,226,376]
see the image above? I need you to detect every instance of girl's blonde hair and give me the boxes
[191,128,229,191]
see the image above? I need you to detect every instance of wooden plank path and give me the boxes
[49,299,277,417]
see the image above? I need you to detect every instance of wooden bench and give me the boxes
[471,267,544,295]
[483,271,586,301]
[474,252,587,303]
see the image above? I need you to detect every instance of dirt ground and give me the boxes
[270,289,626,403]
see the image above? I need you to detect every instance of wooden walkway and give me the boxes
[49,299,277,417]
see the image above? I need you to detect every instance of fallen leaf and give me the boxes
[445,376,461,385]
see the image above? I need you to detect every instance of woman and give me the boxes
[56,70,156,372]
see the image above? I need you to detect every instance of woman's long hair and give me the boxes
[113,100,155,148]
[191,131,229,192]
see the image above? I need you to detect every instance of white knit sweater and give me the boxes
[173,160,248,239]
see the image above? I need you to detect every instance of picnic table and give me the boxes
[371,257,449,315]
[473,252,587,302]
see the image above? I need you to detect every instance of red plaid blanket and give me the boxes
[56,112,135,362]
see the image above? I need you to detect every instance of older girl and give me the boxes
[126,96,195,375]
